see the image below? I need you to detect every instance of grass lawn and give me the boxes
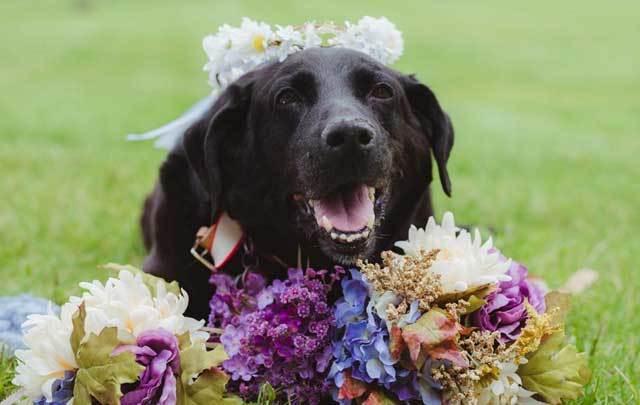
[1,0,638,402]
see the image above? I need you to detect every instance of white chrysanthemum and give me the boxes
[68,270,206,342]
[395,212,511,294]
[330,16,403,64]
[12,306,77,401]
[13,270,206,401]
[478,360,544,404]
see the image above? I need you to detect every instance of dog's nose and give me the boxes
[322,122,375,151]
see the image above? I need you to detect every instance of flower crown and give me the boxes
[203,17,404,94]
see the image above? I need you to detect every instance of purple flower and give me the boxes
[210,268,340,404]
[114,329,180,405]
[208,272,265,331]
[472,260,546,341]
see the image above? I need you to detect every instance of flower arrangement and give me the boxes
[13,213,590,404]
[202,17,403,94]
[329,212,591,404]
[13,265,241,405]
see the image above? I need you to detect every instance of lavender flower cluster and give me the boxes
[209,268,343,403]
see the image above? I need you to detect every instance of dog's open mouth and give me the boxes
[293,184,382,251]
[311,184,375,243]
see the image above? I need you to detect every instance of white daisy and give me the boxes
[478,360,544,404]
[330,16,404,65]
[395,212,511,294]
[201,17,405,95]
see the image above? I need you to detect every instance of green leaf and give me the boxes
[71,303,87,358]
[256,382,277,404]
[177,337,241,405]
[177,332,193,351]
[544,291,572,328]
[519,331,591,404]
[101,263,182,297]
[401,308,468,368]
[72,380,92,405]
[180,340,228,386]
[435,283,496,305]
[73,326,144,405]
[461,294,486,315]
[182,368,243,405]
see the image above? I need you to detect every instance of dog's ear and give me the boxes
[183,74,254,215]
[401,75,454,197]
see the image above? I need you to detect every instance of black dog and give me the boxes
[141,47,454,319]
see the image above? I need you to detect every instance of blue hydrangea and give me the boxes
[329,270,443,405]
[329,270,397,396]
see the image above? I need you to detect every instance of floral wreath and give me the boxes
[202,17,404,95]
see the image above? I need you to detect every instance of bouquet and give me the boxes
[13,213,590,404]
[329,213,590,404]
[12,266,241,405]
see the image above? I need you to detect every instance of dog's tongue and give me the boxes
[313,185,373,232]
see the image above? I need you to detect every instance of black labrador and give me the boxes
[141,47,454,319]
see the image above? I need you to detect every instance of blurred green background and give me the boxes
[0,0,638,402]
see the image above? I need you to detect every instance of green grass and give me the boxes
[0,0,638,402]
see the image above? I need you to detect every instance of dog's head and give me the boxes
[184,47,453,264]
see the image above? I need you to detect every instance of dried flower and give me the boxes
[359,250,443,325]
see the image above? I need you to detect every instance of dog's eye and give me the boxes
[276,88,301,106]
[370,83,394,100]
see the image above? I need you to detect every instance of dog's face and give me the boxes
[185,47,453,264]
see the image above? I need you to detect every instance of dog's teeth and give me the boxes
[308,200,315,207]
[339,233,348,242]
[320,216,333,232]
[367,187,376,202]
[331,232,338,240]
[363,229,370,238]
[347,234,357,242]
